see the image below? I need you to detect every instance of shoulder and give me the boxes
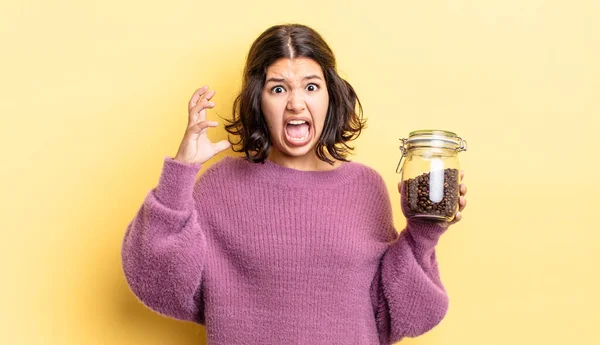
[347,161,397,239]
[193,155,247,191]
[200,155,245,176]
[345,161,394,206]
[345,160,387,187]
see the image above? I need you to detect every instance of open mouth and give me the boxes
[284,119,312,146]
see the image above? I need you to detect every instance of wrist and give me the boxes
[406,218,448,242]
[172,155,195,165]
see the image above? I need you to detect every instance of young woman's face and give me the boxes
[261,57,329,160]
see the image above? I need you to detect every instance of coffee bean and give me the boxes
[403,168,460,220]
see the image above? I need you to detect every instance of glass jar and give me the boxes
[396,130,468,222]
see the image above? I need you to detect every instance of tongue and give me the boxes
[286,123,309,139]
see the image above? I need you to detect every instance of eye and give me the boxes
[271,86,286,94]
[306,83,319,92]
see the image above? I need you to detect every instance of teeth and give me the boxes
[289,133,309,141]
[288,120,306,125]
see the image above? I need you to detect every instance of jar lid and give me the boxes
[403,129,467,151]
[396,129,467,173]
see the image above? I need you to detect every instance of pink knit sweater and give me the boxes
[121,156,449,344]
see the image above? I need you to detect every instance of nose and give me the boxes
[286,89,306,113]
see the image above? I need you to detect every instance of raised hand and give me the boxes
[173,86,232,164]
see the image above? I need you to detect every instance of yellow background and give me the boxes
[1,0,598,344]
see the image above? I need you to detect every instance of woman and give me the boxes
[121,23,468,345]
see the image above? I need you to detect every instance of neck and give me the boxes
[267,150,340,171]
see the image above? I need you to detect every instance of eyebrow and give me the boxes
[265,75,323,83]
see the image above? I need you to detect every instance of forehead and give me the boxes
[265,57,324,78]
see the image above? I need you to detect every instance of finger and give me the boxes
[213,140,232,154]
[460,183,467,196]
[458,196,467,212]
[194,89,216,110]
[204,89,216,102]
[188,86,209,111]
[454,212,462,223]
[460,170,465,181]
[189,100,216,125]
[188,120,218,134]
[446,212,461,227]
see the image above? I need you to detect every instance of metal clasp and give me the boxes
[395,138,407,174]
[457,137,468,152]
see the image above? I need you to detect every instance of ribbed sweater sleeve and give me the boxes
[369,175,449,345]
[121,156,207,323]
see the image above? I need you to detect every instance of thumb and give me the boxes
[398,180,406,194]
[213,140,232,154]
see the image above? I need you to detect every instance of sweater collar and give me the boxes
[230,156,360,189]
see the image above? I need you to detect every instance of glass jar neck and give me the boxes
[407,147,459,157]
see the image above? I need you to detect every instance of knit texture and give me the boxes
[121,156,449,345]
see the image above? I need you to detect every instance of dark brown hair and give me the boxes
[225,23,366,164]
